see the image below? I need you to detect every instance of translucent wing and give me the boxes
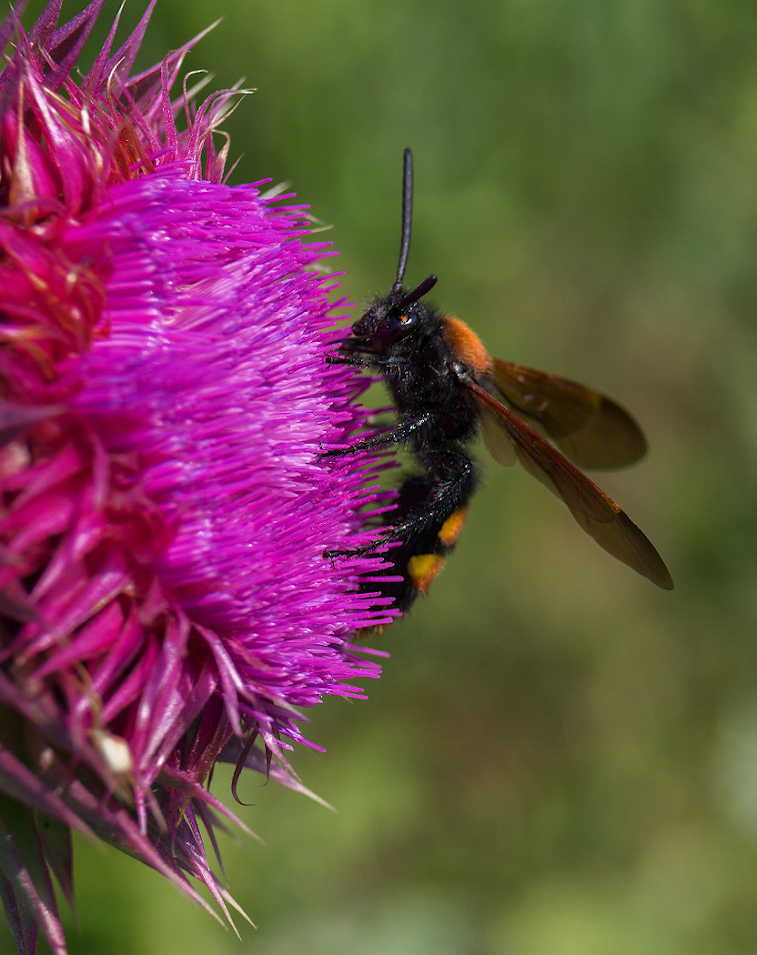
[479,404,517,466]
[487,358,647,470]
[468,380,673,589]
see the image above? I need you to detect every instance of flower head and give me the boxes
[0,2,396,951]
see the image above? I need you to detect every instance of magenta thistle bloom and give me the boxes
[0,2,397,952]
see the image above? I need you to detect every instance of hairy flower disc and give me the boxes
[0,3,397,952]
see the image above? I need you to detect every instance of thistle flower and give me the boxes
[0,2,397,952]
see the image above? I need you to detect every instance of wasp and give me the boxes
[327,149,673,611]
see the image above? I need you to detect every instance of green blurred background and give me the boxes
[10,0,757,952]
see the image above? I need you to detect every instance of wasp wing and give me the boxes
[486,359,647,470]
[468,380,673,589]
[479,403,518,466]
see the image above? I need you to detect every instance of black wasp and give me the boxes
[327,149,673,612]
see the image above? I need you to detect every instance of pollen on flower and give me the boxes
[0,3,399,952]
[92,730,134,775]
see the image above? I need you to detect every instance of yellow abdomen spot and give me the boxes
[407,553,446,594]
[438,507,468,547]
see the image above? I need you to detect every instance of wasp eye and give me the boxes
[389,310,417,338]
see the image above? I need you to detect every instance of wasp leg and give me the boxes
[319,412,434,458]
[325,450,476,597]
[372,449,478,610]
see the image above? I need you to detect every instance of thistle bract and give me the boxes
[0,2,396,952]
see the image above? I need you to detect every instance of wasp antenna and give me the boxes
[394,148,414,290]
[398,274,438,311]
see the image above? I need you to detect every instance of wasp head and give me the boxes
[342,275,438,358]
